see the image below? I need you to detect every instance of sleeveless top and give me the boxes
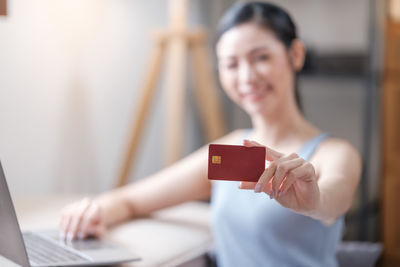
[210,131,343,267]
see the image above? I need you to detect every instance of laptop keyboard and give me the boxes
[23,232,91,266]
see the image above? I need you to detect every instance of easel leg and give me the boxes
[116,36,165,187]
[190,31,226,142]
[163,35,188,166]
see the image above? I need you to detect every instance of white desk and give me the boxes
[13,196,212,267]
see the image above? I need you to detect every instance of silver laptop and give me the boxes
[0,161,141,267]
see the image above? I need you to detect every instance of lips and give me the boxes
[239,86,270,102]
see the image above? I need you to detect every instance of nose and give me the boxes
[238,62,257,85]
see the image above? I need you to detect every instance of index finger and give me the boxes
[243,139,283,161]
[238,181,257,190]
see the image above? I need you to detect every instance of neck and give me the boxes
[250,103,317,148]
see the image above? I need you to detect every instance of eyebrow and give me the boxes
[219,46,271,61]
[248,46,271,55]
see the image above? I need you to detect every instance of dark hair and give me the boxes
[215,1,302,111]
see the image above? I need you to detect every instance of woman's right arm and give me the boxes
[59,129,244,240]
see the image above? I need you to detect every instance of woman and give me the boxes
[60,2,361,266]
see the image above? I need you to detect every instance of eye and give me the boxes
[255,54,270,61]
[226,62,238,70]
[221,61,237,70]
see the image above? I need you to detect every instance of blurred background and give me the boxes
[0,0,394,259]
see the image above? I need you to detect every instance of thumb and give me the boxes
[243,139,283,161]
[265,147,283,161]
[87,224,106,238]
[243,139,263,147]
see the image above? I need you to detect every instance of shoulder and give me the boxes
[316,137,360,161]
[312,137,361,178]
[189,128,249,158]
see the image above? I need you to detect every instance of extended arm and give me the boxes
[239,139,361,222]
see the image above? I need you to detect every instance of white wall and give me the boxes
[0,0,206,196]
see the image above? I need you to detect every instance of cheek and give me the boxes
[219,71,241,102]
[253,57,288,90]
[277,57,293,78]
[279,65,295,97]
[267,57,288,80]
[269,58,295,96]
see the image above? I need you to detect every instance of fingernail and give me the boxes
[78,232,83,239]
[270,190,275,199]
[254,183,262,193]
[67,232,73,241]
[59,232,65,240]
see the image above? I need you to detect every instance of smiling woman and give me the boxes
[58,2,361,267]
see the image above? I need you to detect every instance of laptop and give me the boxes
[0,161,141,267]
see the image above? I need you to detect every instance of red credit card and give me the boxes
[208,144,266,182]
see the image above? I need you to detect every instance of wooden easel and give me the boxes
[116,0,226,187]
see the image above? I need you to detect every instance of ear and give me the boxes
[289,39,306,72]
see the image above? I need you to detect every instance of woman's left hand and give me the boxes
[239,140,320,214]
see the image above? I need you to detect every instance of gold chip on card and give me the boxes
[212,155,221,164]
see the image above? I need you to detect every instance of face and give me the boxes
[216,23,299,117]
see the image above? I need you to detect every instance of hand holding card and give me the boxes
[208,144,266,182]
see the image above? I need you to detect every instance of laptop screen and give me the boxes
[0,162,31,267]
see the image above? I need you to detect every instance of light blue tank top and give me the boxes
[211,131,343,267]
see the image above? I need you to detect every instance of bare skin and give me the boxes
[59,22,361,241]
